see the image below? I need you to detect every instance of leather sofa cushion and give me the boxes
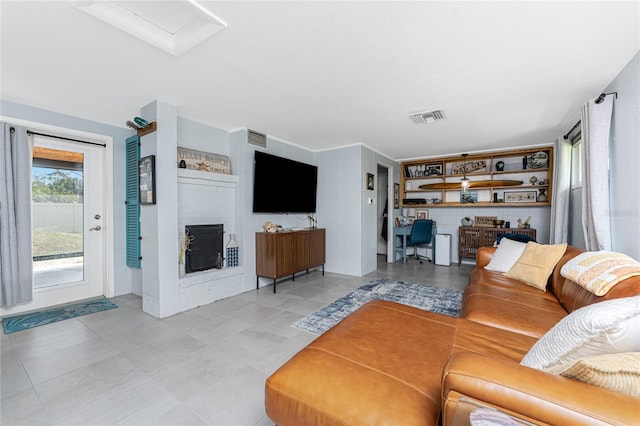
[463,277,568,338]
[265,300,536,426]
[469,268,558,300]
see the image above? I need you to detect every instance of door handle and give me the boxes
[90,225,102,231]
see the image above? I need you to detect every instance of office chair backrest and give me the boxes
[410,220,433,245]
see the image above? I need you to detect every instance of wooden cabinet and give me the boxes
[400,147,553,208]
[256,228,325,293]
[458,226,537,265]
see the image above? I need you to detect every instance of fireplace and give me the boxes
[185,224,224,273]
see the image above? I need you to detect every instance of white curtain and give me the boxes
[0,123,34,306]
[549,136,572,244]
[580,96,614,251]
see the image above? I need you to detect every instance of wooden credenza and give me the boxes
[458,226,536,265]
[256,228,325,293]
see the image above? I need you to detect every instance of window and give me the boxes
[568,134,586,249]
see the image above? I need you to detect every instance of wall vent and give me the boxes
[248,129,267,147]
[409,109,446,124]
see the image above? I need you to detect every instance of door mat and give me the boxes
[2,298,118,334]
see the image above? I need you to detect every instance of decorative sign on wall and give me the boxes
[450,160,487,175]
[177,147,231,174]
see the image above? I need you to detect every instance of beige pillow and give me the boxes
[545,353,640,397]
[505,242,567,290]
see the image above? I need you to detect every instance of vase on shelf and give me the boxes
[226,233,239,267]
[537,188,548,203]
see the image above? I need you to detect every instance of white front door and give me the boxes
[1,134,106,316]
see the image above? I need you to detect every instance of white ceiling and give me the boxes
[1,1,638,160]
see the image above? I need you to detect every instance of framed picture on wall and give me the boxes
[460,191,478,204]
[416,210,429,220]
[505,190,537,203]
[366,173,374,190]
[139,155,156,205]
[394,183,400,209]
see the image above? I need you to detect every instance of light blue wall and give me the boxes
[230,129,322,290]
[361,146,397,274]
[316,146,363,276]
[606,51,640,259]
[178,117,230,159]
[1,100,134,295]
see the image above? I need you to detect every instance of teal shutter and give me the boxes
[126,135,141,268]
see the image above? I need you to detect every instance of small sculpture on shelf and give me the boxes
[537,188,548,202]
[226,233,239,267]
[263,221,282,233]
[517,216,532,229]
[307,214,316,228]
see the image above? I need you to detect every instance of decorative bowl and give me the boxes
[493,219,505,228]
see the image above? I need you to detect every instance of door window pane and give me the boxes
[32,147,84,288]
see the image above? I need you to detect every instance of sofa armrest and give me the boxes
[475,247,496,268]
[441,352,640,426]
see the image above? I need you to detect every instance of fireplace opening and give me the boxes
[185,224,224,273]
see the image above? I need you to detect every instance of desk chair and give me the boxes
[406,219,434,264]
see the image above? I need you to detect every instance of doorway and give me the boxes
[0,124,113,317]
[376,164,389,257]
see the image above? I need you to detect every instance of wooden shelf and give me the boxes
[137,121,157,137]
[400,147,553,208]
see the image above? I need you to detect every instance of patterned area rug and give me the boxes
[292,278,463,335]
[2,298,118,334]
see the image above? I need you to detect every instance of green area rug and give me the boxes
[292,278,462,335]
[2,298,118,334]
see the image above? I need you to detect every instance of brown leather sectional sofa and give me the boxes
[265,245,640,425]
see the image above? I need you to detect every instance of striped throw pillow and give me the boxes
[560,251,640,296]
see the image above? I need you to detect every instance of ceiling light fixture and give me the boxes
[460,153,470,192]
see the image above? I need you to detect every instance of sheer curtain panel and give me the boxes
[580,96,614,251]
[0,123,34,306]
[549,136,572,244]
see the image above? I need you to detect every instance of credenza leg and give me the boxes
[273,278,276,293]
[322,264,325,275]
[256,276,259,289]
[292,273,295,282]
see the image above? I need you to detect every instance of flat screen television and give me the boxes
[253,151,318,213]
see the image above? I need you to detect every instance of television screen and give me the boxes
[253,151,318,213]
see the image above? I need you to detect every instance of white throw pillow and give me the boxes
[485,238,527,272]
[521,296,640,370]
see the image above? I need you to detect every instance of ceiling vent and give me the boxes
[409,109,447,124]
[248,130,267,147]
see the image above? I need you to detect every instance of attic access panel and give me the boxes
[74,1,227,56]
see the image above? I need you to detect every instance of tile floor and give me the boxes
[1,258,473,426]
